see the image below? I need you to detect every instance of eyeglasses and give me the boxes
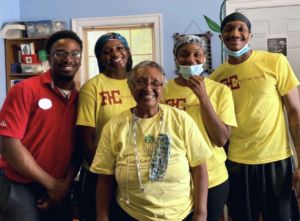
[134,78,164,88]
[52,50,82,59]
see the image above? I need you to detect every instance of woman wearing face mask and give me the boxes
[163,35,237,221]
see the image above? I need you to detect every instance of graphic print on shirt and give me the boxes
[100,90,122,105]
[164,98,186,110]
[220,74,240,90]
[0,120,7,128]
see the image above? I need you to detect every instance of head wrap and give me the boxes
[221,12,251,32]
[94,32,132,72]
[173,35,207,57]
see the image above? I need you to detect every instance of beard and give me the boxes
[55,73,75,82]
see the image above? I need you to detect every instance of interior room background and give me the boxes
[0,0,223,106]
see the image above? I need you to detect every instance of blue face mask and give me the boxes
[179,64,204,80]
[224,44,250,57]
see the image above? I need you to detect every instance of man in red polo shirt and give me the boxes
[0,30,82,221]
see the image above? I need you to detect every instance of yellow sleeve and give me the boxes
[76,83,97,127]
[218,86,237,127]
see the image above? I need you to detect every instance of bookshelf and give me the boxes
[4,37,48,93]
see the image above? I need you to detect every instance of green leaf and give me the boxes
[204,15,221,33]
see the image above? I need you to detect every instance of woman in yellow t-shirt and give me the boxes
[163,35,237,221]
[76,32,136,221]
[91,61,212,221]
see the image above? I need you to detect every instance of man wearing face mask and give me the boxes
[211,12,300,221]
[163,35,237,221]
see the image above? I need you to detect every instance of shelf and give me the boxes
[5,37,48,92]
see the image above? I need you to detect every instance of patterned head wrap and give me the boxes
[221,12,251,32]
[94,32,132,72]
[173,35,207,57]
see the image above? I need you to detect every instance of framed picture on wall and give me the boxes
[267,37,287,56]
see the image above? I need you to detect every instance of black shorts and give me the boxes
[208,179,229,221]
[227,158,292,221]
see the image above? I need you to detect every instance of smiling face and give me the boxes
[221,20,252,51]
[176,43,206,66]
[99,39,130,73]
[130,65,164,114]
[49,38,82,82]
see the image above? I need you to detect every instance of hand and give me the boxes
[36,195,56,210]
[292,167,300,198]
[187,75,207,100]
[46,178,70,203]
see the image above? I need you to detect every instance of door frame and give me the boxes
[226,0,300,14]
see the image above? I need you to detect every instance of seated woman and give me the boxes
[90,60,212,221]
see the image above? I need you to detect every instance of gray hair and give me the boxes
[128,60,166,86]
[173,35,207,57]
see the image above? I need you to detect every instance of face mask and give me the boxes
[224,44,250,57]
[179,64,204,80]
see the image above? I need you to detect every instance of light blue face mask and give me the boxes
[224,44,250,57]
[179,64,204,80]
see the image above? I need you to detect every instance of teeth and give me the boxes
[63,66,73,71]
[143,94,155,99]
[113,58,121,62]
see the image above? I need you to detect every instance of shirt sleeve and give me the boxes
[0,84,32,139]
[276,54,299,96]
[76,83,97,127]
[218,86,237,127]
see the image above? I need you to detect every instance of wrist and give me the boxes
[43,176,57,190]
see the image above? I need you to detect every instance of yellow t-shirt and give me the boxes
[76,73,136,168]
[210,50,299,164]
[90,104,212,221]
[163,78,237,188]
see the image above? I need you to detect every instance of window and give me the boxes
[72,14,162,85]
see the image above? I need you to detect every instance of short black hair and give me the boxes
[45,30,83,54]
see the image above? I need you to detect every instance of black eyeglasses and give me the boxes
[52,50,82,59]
[134,78,164,88]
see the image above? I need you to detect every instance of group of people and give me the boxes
[0,12,300,221]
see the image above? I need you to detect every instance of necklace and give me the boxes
[125,106,164,200]
[57,87,71,99]
[125,106,170,219]
[132,106,164,190]
[50,81,71,99]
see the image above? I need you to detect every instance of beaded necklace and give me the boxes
[125,105,164,204]
[132,106,163,190]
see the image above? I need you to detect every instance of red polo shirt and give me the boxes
[0,71,78,183]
